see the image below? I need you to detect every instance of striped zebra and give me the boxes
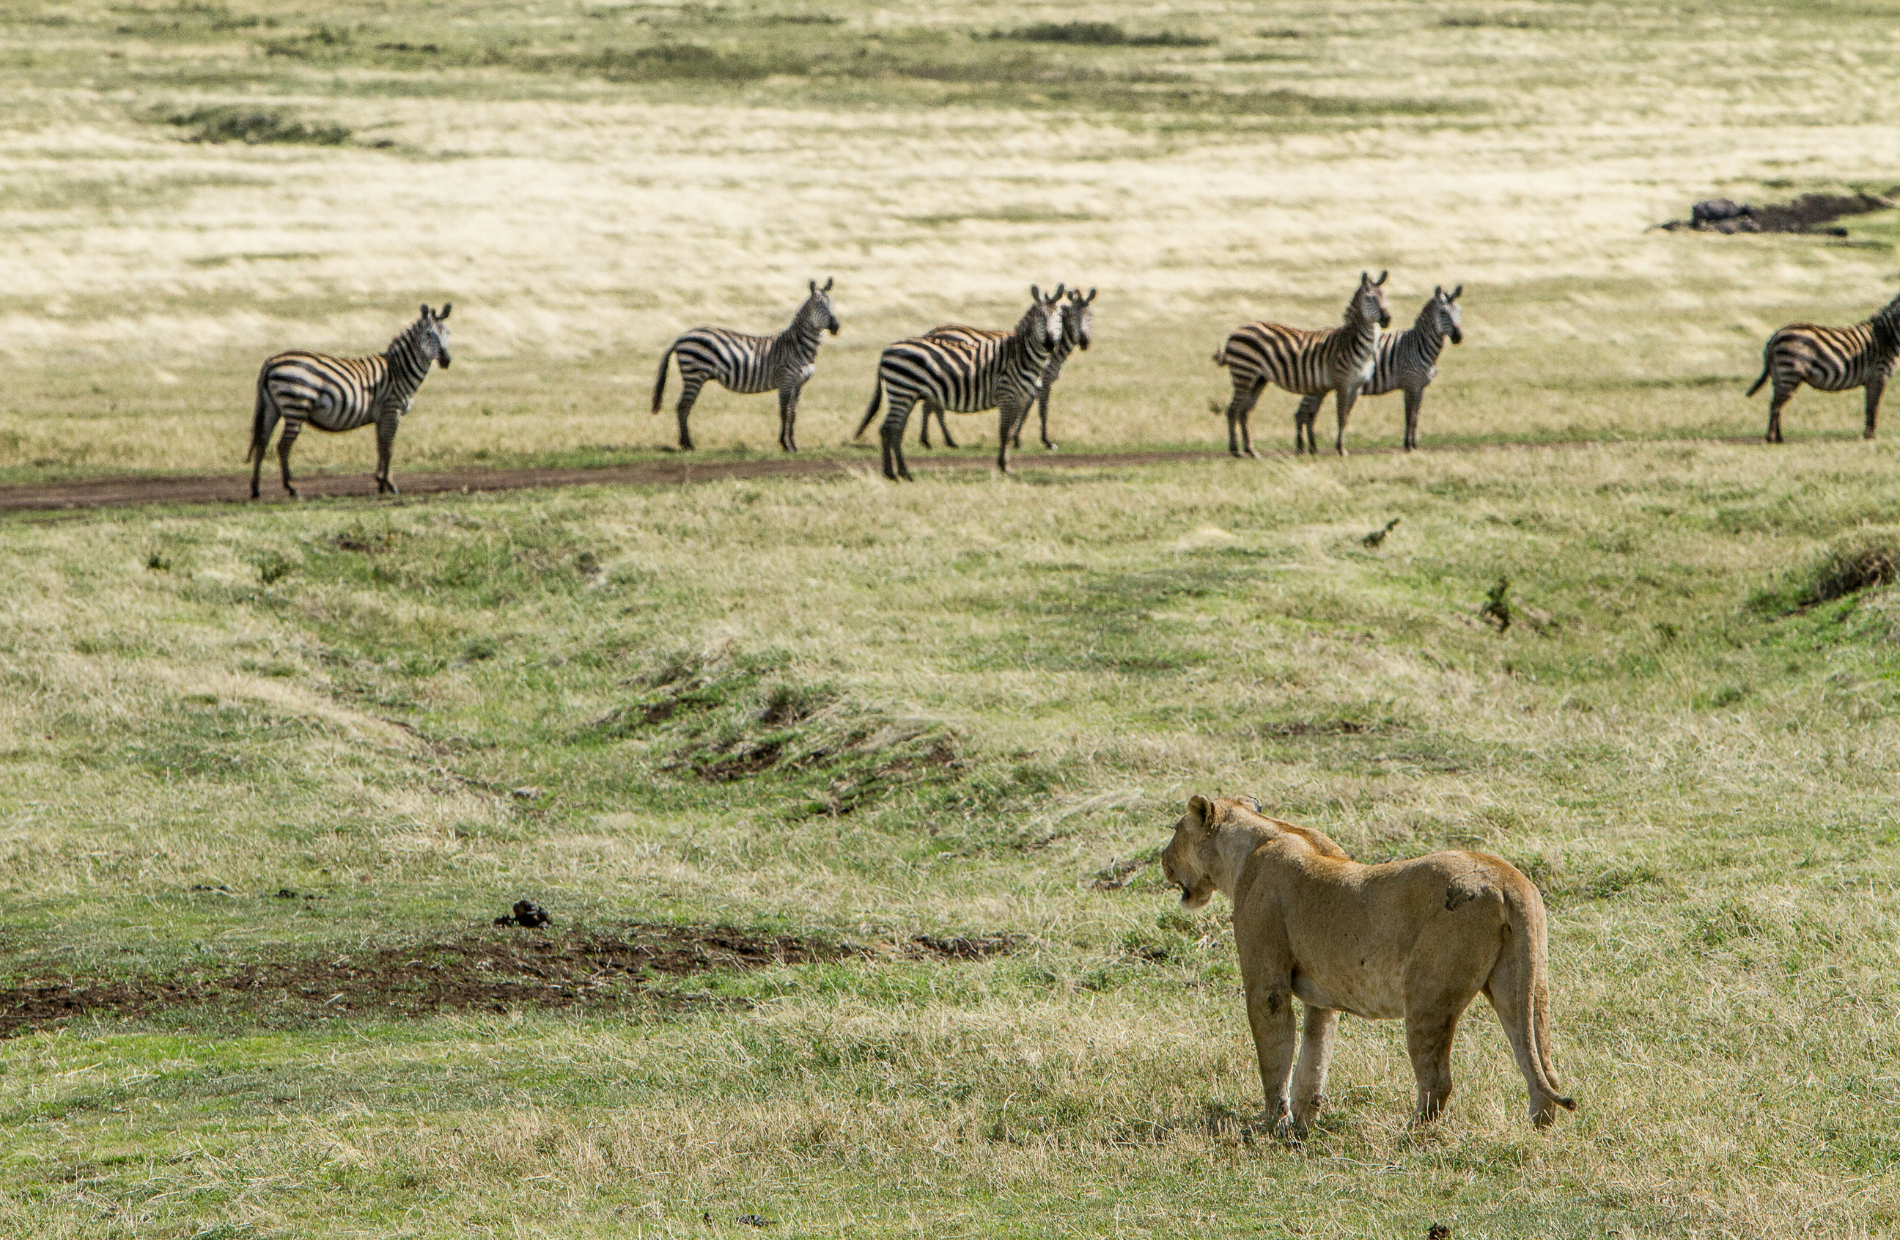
[651,279,839,452]
[854,285,1064,481]
[248,303,451,500]
[1213,271,1390,458]
[918,288,1097,451]
[1294,284,1462,453]
[1748,288,1900,442]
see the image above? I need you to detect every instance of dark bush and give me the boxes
[164,106,351,146]
[996,22,1215,47]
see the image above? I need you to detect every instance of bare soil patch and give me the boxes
[0,923,1019,1037]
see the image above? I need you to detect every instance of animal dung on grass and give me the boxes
[495,899,552,927]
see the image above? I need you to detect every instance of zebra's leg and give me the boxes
[937,408,958,449]
[375,409,401,495]
[1238,380,1264,459]
[1224,380,1248,457]
[1768,382,1792,444]
[251,401,281,500]
[880,393,917,482]
[276,418,303,499]
[1294,393,1321,455]
[1334,385,1361,456]
[1404,387,1424,451]
[1864,376,1885,440]
[674,376,706,451]
[997,394,1027,475]
[1038,387,1056,451]
[918,402,937,449]
[777,382,799,452]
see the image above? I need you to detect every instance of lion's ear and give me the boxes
[1187,795,1212,826]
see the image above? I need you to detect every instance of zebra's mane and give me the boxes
[386,312,431,356]
[1874,293,1900,356]
[1342,282,1380,329]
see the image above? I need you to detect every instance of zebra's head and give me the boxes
[1023,283,1065,354]
[1064,287,1097,352]
[1428,284,1464,345]
[1351,270,1391,330]
[415,302,452,368]
[803,277,839,336]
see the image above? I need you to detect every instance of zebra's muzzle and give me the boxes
[1450,328,1463,345]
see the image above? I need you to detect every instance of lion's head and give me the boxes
[1162,794,1220,909]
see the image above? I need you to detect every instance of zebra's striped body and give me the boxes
[248,303,452,499]
[651,279,839,452]
[855,285,1064,480]
[1214,271,1390,458]
[1748,290,1900,442]
[918,288,1096,451]
[1295,285,1462,453]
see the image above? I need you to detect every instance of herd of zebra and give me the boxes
[244,276,1900,497]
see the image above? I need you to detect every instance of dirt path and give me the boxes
[0,437,1763,515]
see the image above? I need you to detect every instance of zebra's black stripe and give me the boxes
[652,279,839,452]
[1749,289,1900,442]
[1214,271,1390,458]
[1295,284,1462,452]
[855,285,1064,480]
[248,303,451,499]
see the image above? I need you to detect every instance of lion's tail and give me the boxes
[1496,879,1576,1125]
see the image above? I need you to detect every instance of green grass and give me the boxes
[8,443,1900,1235]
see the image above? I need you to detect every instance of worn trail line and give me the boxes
[0,437,1764,514]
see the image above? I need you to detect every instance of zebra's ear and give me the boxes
[1450,285,1463,301]
[1085,288,1097,303]
[823,276,833,292]
[438,302,451,320]
[809,279,817,294]
[1030,284,1041,301]
[1375,270,1388,285]
[420,303,431,318]
[1050,283,1065,302]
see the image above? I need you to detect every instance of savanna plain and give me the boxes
[5,0,1900,1236]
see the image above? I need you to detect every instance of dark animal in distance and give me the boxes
[651,279,839,452]
[248,302,451,499]
[1213,271,1390,459]
[1748,288,1900,442]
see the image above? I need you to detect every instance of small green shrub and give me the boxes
[995,21,1215,47]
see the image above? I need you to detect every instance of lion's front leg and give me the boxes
[1243,974,1298,1134]
[1290,1005,1339,1134]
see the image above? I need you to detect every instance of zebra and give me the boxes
[854,285,1064,481]
[1748,288,1900,442]
[1293,284,1462,453]
[1213,271,1390,459]
[917,287,1097,452]
[248,303,451,500]
[650,279,839,452]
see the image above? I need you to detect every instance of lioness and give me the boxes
[1162,795,1575,1132]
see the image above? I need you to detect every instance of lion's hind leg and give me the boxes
[1403,1009,1461,1124]
[1290,1005,1339,1134]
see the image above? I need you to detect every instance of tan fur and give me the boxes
[1162,796,1576,1133]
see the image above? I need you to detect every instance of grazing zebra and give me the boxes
[1294,284,1462,453]
[650,279,839,452]
[1748,288,1900,442]
[1213,271,1390,458]
[918,288,1097,451]
[854,285,1064,481]
[248,303,451,500]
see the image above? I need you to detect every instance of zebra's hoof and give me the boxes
[1044,443,1059,452]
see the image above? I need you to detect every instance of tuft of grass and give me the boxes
[1751,526,1900,612]
[993,21,1216,47]
[161,105,351,146]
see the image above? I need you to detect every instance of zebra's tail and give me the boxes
[247,366,271,464]
[854,379,884,440]
[651,341,678,415]
[1745,352,1771,397]
[1211,344,1229,367]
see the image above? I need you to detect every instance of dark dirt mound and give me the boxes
[1658,191,1894,235]
[0,921,1020,1038]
